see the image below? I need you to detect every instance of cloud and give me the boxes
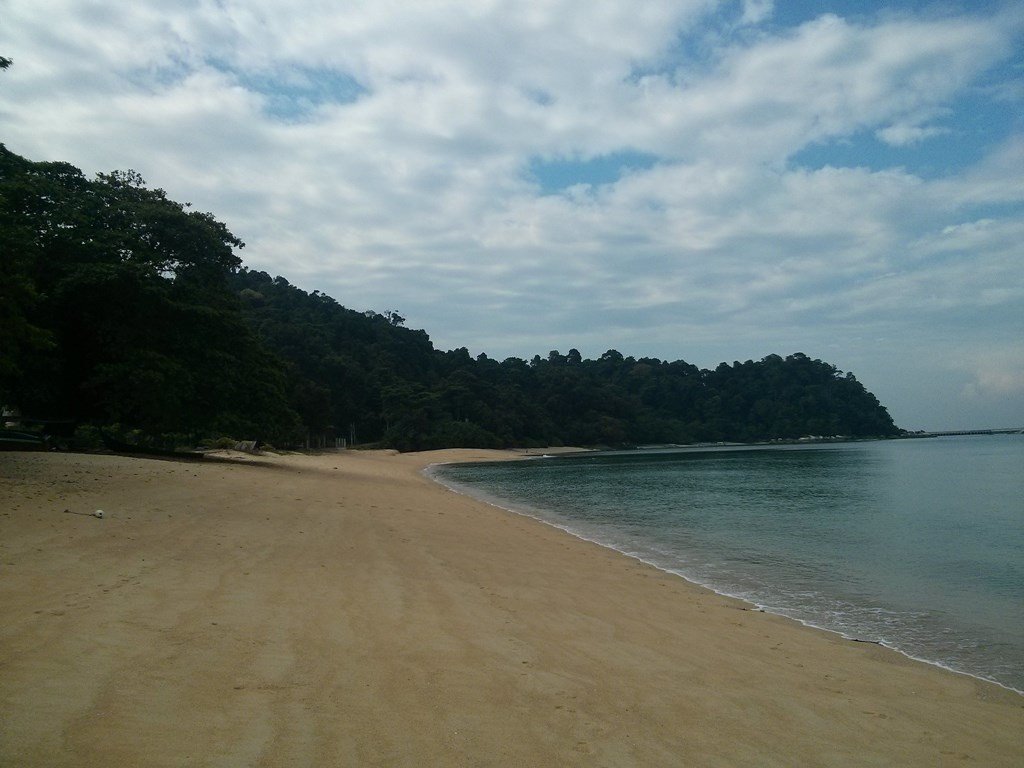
[960,348,1024,406]
[942,134,1024,206]
[654,12,1015,162]
[876,122,949,146]
[2,0,1022,429]
[739,0,774,26]
[962,366,1024,402]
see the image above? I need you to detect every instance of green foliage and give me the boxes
[71,424,104,450]
[199,436,238,450]
[1,144,900,451]
[0,144,301,444]
[233,266,900,449]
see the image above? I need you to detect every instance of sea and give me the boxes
[430,434,1024,693]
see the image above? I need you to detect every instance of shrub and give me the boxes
[72,424,104,450]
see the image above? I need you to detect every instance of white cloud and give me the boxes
[960,349,1024,405]
[941,135,1024,206]
[740,0,773,26]
[1,0,1022,429]
[646,12,1015,162]
[876,122,949,146]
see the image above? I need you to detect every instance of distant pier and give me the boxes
[910,428,1024,438]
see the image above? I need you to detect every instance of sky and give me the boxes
[2,1,1022,431]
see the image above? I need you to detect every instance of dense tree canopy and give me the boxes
[229,270,899,450]
[0,145,300,443]
[1,145,900,450]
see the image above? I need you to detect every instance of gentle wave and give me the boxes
[427,438,1024,694]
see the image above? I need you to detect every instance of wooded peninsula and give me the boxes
[1,145,900,451]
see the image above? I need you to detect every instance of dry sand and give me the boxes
[1,448,1021,767]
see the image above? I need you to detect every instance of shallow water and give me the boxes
[433,435,1024,692]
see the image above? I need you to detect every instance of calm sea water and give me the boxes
[432,435,1024,692]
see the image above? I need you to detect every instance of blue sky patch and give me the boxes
[209,60,367,120]
[768,0,1009,28]
[528,151,660,194]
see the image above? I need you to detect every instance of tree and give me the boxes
[2,143,902,450]
[0,146,300,442]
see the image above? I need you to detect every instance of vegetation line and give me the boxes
[0,145,899,451]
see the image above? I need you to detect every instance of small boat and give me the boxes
[0,429,47,451]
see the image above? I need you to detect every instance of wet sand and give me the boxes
[1,448,1021,766]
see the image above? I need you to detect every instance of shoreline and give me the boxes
[428,447,1024,697]
[2,448,1021,766]
[425,460,1024,700]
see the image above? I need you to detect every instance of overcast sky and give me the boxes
[3,1,1022,430]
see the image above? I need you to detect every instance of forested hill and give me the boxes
[1,145,900,450]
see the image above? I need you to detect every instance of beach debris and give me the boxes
[61,508,106,519]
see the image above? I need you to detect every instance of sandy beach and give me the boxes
[1,448,1021,766]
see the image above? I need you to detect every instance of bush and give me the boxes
[72,424,104,450]
[198,436,238,450]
